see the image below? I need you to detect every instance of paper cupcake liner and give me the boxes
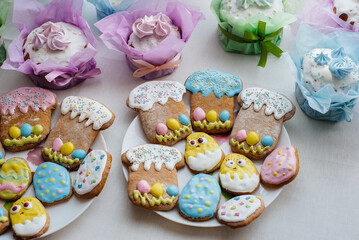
[88,0,137,20]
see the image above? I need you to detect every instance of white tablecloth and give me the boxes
[1,0,359,239]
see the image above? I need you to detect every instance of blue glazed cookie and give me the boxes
[178,173,221,221]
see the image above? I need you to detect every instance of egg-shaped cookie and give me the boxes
[10,197,50,239]
[178,174,221,221]
[185,132,225,173]
[34,162,72,206]
[0,158,32,201]
[0,204,9,235]
[260,145,300,187]
[219,154,260,195]
[217,195,265,228]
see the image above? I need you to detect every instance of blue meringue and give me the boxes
[314,52,331,66]
[331,47,346,58]
[329,58,353,79]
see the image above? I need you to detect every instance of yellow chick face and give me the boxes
[10,197,46,225]
[185,132,220,160]
[220,154,258,179]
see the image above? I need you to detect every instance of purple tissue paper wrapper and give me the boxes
[293,0,358,34]
[95,0,204,80]
[1,0,101,90]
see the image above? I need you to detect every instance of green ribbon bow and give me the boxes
[219,21,283,67]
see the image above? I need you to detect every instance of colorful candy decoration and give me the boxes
[193,107,206,121]
[246,131,259,146]
[219,154,260,194]
[260,145,299,186]
[72,149,86,159]
[51,137,86,160]
[235,129,247,142]
[166,185,179,197]
[34,162,71,204]
[219,110,230,122]
[179,114,190,126]
[0,158,31,200]
[167,118,180,131]
[60,142,74,156]
[179,174,221,220]
[9,126,21,139]
[73,150,109,195]
[150,182,164,198]
[261,135,274,147]
[136,180,151,194]
[232,130,273,155]
[5,124,44,147]
[52,137,63,152]
[10,197,49,238]
[156,123,168,135]
[20,124,32,137]
[206,110,218,122]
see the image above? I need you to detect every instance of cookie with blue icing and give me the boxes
[34,162,72,206]
[0,204,9,235]
[178,173,221,221]
[73,150,112,199]
[185,70,242,134]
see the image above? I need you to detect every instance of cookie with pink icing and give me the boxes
[0,87,57,152]
[260,145,300,187]
[127,81,192,146]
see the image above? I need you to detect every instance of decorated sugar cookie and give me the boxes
[217,195,265,228]
[178,173,221,221]
[0,87,57,152]
[0,158,32,200]
[34,162,72,206]
[260,145,300,187]
[219,154,260,195]
[10,197,50,239]
[185,70,242,134]
[127,81,192,146]
[42,96,115,170]
[73,150,112,198]
[0,204,9,235]
[230,87,295,159]
[122,144,184,211]
[185,132,225,173]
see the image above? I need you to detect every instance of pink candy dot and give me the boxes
[52,137,63,152]
[156,123,168,135]
[79,171,83,175]
[221,211,226,215]
[235,129,247,142]
[190,190,194,193]
[189,183,191,185]
[57,190,62,193]
[221,205,226,209]
[37,172,41,175]
[239,202,244,206]
[193,107,206,121]
[83,179,86,183]
[60,173,63,176]
[48,171,51,174]
[200,178,204,181]
[189,206,193,209]
[136,180,151,194]
[234,212,240,216]
[40,185,44,189]
[199,196,203,199]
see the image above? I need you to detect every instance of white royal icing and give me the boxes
[218,195,262,222]
[240,87,293,120]
[220,0,284,21]
[187,148,222,171]
[61,96,113,130]
[13,214,46,237]
[334,0,359,27]
[23,21,87,67]
[220,172,259,193]
[126,144,182,171]
[73,150,108,195]
[128,81,186,111]
[302,48,359,93]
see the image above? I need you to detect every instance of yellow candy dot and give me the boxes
[42,165,46,168]
[279,162,282,166]
[210,191,214,194]
[52,193,55,196]
[194,200,197,203]
[206,110,218,123]
[61,180,65,184]
[150,182,164,198]
[37,181,40,184]
[40,194,43,197]
[283,173,286,176]
[32,124,44,135]
[166,118,180,131]
[249,199,254,203]
[289,168,293,171]
[205,186,208,188]
[246,131,259,146]
[60,142,74,155]
[86,171,91,176]
[256,196,262,200]
[278,151,282,155]
[207,179,211,182]
[273,172,278,176]
[44,180,47,183]
[54,168,58,171]
[50,178,54,182]
[267,162,271,166]
[185,195,190,199]
[9,126,21,139]
[198,208,202,213]
[230,206,236,210]
[42,174,45,176]
[196,184,200,188]
[45,190,49,194]
[205,201,210,206]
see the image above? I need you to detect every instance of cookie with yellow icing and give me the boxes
[230,87,295,159]
[122,144,184,211]
[185,70,242,134]
[0,204,9,235]
[10,197,50,239]
[127,81,192,146]
[185,132,225,174]
[42,96,115,170]
[0,158,32,201]
[219,154,260,195]
[0,87,57,152]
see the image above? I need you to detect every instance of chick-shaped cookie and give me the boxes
[219,154,260,195]
[10,197,50,239]
[185,132,225,173]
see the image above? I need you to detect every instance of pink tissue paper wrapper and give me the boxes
[95,0,204,80]
[293,0,358,34]
[1,0,101,90]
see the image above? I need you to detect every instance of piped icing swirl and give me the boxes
[302,48,359,93]
[47,29,71,51]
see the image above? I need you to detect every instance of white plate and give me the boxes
[121,116,291,227]
[1,133,107,238]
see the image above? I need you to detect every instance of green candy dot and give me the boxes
[32,124,44,135]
